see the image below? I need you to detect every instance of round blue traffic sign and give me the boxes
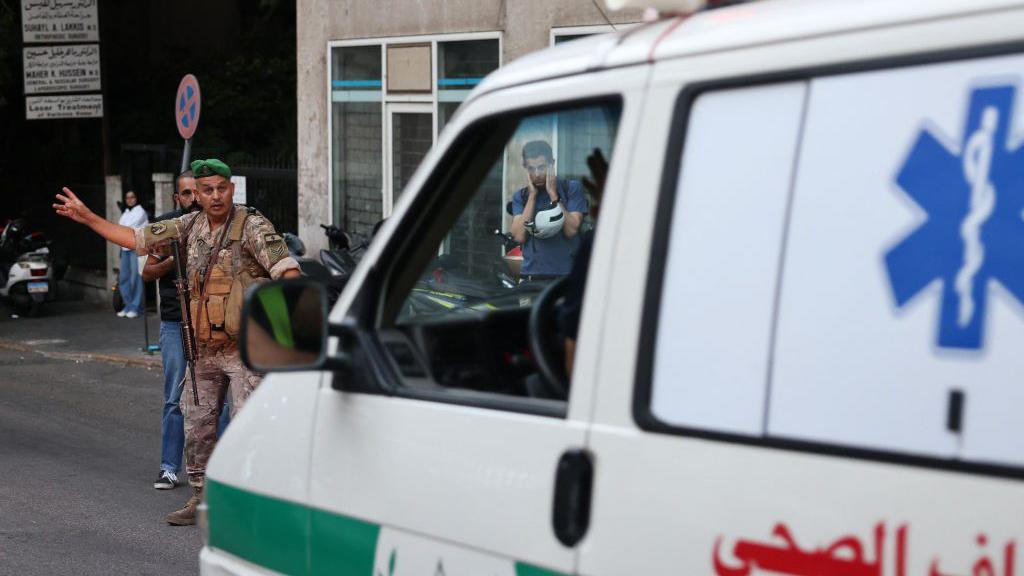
[175,74,201,140]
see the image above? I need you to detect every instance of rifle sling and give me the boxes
[171,209,202,284]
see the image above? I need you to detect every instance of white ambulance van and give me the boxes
[201,0,1024,574]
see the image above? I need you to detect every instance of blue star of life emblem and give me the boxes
[885,84,1024,350]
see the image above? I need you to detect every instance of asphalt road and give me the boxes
[0,347,202,575]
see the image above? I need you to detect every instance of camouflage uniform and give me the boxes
[134,206,298,489]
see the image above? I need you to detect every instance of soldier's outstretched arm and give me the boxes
[53,187,137,250]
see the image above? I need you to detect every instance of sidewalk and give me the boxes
[0,299,163,369]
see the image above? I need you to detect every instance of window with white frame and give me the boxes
[547,24,633,234]
[550,24,620,46]
[329,34,501,237]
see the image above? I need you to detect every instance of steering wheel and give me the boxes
[528,277,570,400]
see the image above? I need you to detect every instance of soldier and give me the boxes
[53,158,300,525]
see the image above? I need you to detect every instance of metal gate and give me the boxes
[120,144,297,233]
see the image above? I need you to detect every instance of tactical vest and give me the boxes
[189,206,268,344]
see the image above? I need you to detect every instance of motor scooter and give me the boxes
[0,219,54,317]
[282,224,369,308]
[318,224,366,294]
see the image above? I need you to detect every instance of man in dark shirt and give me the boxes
[142,170,224,489]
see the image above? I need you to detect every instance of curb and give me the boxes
[0,338,162,369]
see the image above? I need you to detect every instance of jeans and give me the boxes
[159,322,186,473]
[119,250,143,314]
[159,321,231,474]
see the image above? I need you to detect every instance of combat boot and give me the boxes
[165,485,202,526]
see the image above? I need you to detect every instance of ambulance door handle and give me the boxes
[552,449,593,547]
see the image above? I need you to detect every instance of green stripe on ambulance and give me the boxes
[206,481,567,576]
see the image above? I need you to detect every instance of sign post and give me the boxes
[170,75,203,401]
[175,74,201,173]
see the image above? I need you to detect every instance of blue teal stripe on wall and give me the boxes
[332,80,383,88]
[438,77,483,87]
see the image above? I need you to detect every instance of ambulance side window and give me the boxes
[643,52,1024,475]
[768,56,1024,469]
[374,100,622,412]
[643,82,808,436]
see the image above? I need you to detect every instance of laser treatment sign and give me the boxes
[25,94,102,120]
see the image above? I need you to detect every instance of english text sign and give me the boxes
[26,94,103,119]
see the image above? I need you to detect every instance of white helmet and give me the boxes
[529,202,564,239]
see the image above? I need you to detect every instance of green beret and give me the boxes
[190,158,232,179]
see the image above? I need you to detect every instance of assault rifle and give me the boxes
[170,237,199,406]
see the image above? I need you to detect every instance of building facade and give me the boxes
[296,0,642,253]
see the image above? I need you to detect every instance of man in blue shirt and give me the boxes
[510,140,588,279]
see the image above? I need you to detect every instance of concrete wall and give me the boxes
[105,175,123,294]
[297,0,332,256]
[153,173,174,217]
[296,0,641,254]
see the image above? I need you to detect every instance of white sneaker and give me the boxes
[125,311,139,318]
[154,470,179,490]
[116,310,127,317]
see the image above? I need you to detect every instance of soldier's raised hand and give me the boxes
[53,187,95,225]
[583,148,609,221]
[582,148,608,200]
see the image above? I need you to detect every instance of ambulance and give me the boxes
[201,0,1024,574]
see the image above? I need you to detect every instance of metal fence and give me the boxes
[120,144,297,233]
[234,155,298,234]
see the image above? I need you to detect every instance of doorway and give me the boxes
[385,103,434,213]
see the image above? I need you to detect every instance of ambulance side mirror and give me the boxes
[240,278,330,372]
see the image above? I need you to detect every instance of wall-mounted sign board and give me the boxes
[26,94,103,119]
[23,44,101,94]
[21,0,100,43]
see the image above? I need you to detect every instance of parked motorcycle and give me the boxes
[402,228,531,318]
[0,219,55,317]
[287,224,369,308]
[319,223,366,281]
[294,220,528,317]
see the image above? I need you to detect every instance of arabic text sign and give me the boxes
[714,522,1017,576]
[23,44,101,94]
[25,94,103,120]
[21,0,99,43]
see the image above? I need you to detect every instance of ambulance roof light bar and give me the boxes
[604,0,747,13]
[605,0,703,11]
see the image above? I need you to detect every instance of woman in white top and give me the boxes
[116,190,148,317]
